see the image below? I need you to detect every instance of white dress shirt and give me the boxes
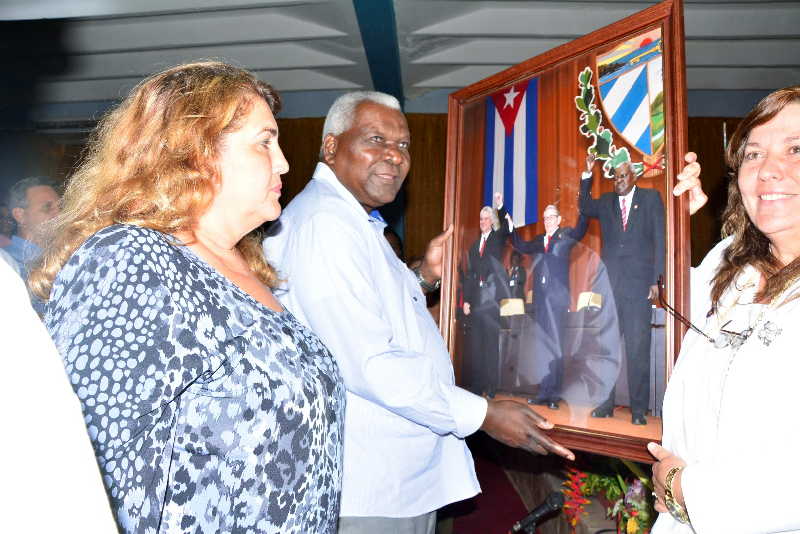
[1,257,116,532]
[479,231,489,252]
[654,237,800,534]
[264,162,486,517]
[618,185,636,222]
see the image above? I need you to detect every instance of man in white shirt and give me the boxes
[264,91,574,533]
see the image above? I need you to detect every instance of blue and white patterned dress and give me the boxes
[45,224,345,534]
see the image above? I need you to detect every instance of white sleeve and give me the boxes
[0,260,117,532]
[284,213,486,438]
[681,450,800,533]
[0,247,22,277]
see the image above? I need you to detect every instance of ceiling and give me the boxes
[1,0,798,124]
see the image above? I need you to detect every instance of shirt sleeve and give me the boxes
[681,452,800,533]
[578,174,600,217]
[511,231,543,255]
[284,212,487,438]
[565,212,589,241]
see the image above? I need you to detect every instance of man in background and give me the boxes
[265,91,573,534]
[4,176,61,277]
[580,154,665,425]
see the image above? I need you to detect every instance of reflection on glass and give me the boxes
[459,211,623,428]
[456,25,671,434]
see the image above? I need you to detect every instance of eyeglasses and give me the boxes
[656,276,752,350]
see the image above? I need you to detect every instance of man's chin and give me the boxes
[372,189,402,207]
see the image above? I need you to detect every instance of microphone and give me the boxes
[510,491,565,533]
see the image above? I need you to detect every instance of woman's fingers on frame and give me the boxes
[647,442,667,459]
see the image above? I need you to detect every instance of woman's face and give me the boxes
[215,97,289,226]
[738,102,800,253]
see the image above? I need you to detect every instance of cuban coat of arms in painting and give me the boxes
[596,28,665,176]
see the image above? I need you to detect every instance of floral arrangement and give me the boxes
[562,457,655,534]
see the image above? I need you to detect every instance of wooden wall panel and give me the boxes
[405,113,448,261]
[275,117,324,205]
[686,117,740,265]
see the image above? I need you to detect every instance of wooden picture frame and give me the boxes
[440,0,689,463]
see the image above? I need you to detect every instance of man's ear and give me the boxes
[11,207,24,225]
[322,134,337,165]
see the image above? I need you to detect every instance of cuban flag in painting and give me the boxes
[484,77,539,227]
[597,29,664,156]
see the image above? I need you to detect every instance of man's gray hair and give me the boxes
[543,204,560,217]
[8,176,57,211]
[480,206,500,231]
[319,91,401,158]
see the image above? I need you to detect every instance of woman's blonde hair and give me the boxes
[30,60,282,299]
[710,85,800,308]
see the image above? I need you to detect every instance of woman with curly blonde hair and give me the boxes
[31,61,345,533]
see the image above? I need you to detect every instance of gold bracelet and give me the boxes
[664,466,690,524]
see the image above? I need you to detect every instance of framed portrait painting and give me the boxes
[440,0,690,462]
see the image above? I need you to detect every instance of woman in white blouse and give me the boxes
[649,85,800,533]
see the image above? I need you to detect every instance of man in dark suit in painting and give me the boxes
[511,204,588,409]
[579,154,664,425]
[462,193,512,395]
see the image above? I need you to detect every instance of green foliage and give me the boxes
[574,66,644,179]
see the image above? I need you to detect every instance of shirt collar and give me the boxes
[312,162,387,230]
[10,235,41,261]
[618,185,636,206]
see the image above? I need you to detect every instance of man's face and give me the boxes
[12,185,61,239]
[614,163,636,196]
[324,101,411,212]
[479,211,493,233]
[542,209,561,235]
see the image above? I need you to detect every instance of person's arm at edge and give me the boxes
[1,258,117,533]
[650,442,800,533]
